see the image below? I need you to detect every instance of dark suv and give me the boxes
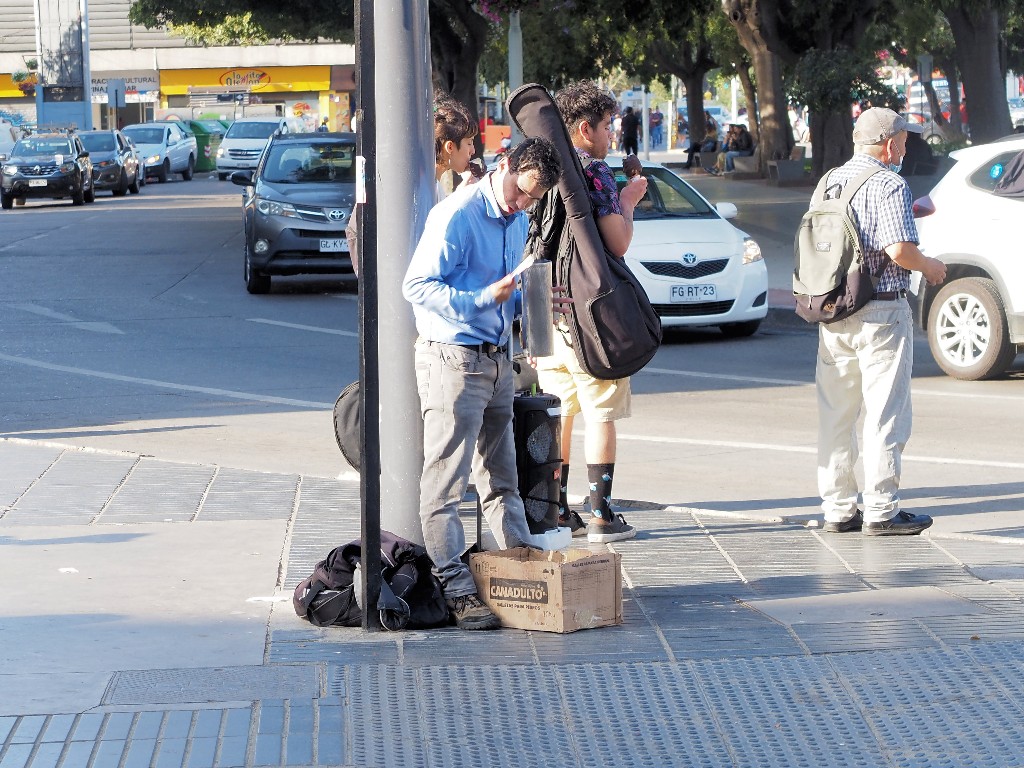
[79,129,141,196]
[1,132,95,209]
[232,132,356,293]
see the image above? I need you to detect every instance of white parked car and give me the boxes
[912,135,1024,379]
[605,157,768,336]
[216,116,306,180]
[122,122,197,183]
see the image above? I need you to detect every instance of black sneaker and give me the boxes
[558,509,588,537]
[587,513,637,543]
[822,510,863,533]
[446,594,501,630]
[863,511,933,537]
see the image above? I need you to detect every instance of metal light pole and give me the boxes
[508,11,524,144]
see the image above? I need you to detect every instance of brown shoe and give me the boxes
[446,594,501,630]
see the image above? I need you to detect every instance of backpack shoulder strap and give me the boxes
[838,166,891,277]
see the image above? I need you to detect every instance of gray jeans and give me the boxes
[414,341,534,597]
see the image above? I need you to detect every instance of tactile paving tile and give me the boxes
[402,627,539,667]
[103,665,319,705]
[556,662,732,768]
[417,664,574,768]
[0,441,62,511]
[345,665,428,767]
[692,655,888,767]
[283,477,360,591]
[270,630,401,666]
[962,640,1024,703]
[197,467,299,522]
[97,458,215,523]
[3,451,137,524]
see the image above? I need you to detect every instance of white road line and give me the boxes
[247,318,358,337]
[640,366,1024,401]
[0,353,333,409]
[616,433,1024,470]
[11,303,123,335]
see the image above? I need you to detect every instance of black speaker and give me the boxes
[513,392,562,534]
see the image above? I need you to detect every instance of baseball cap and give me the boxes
[852,107,923,145]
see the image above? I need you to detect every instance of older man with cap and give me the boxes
[814,107,947,536]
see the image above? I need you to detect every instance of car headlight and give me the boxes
[146,154,161,165]
[742,237,763,265]
[59,161,76,173]
[216,147,225,157]
[1,165,16,175]
[256,197,298,217]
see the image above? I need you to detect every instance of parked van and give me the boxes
[216,116,305,180]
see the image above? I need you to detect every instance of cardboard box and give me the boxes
[470,547,622,633]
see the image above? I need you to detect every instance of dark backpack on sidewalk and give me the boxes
[508,83,661,380]
[293,531,448,631]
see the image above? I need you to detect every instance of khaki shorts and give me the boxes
[534,326,631,421]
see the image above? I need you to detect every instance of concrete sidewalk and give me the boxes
[3,437,1024,768]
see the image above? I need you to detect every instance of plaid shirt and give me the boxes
[822,154,917,293]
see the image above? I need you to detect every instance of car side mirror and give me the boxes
[231,170,254,187]
[716,202,738,220]
[81,151,89,158]
[0,154,7,162]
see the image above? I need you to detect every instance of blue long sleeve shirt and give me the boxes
[403,174,526,346]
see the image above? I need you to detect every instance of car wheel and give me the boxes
[182,156,195,181]
[719,320,761,338]
[128,171,140,194]
[244,244,271,294]
[218,173,229,181]
[84,182,95,203]
[113,171,129,196]
[14,197,25,206]
[72,184,85,206]
[0,191,11,210]
[927,277,1016,380]
[157,160,169,183]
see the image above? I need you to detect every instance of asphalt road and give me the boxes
[1,173,1022,540]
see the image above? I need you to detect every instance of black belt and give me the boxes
[453,341,507,355]
[873,289,907,301]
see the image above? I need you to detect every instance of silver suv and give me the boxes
[231,132,356,293]
[912,136,1024,379]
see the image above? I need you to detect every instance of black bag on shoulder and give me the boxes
[293,531,448,631]
[508,83,661,381]
[793,167,889,323]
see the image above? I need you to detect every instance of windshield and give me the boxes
[226,122,279,140]
[12,139,73,157]
[194,120,225,134]
[79,134,116,152]
[123,127,165,145]
[613,166,716,219]
[262,141,357,184]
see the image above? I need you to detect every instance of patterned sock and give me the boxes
[587,463,614,521]
[558,464,570,517]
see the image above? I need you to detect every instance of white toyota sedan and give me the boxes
[606,157,768,336]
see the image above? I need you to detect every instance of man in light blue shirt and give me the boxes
[403,138,562,630]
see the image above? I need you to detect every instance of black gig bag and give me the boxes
[508,83,661,380]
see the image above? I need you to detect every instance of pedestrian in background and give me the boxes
[402,138,563,630]
[649,106,663,149]
[534,80,648,543]
[815,107,946,536]
[619,106,640,156]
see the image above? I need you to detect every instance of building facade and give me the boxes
[0,0,355,131]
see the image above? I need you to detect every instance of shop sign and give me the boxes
[220,70,271,90]
[91,71,159,103]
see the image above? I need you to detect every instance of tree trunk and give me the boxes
[723,0,793,173]
[429,2,489,137]
[944,4,1012,143]
[685,76,708,145]
[737,66,759,145]
[812,108,853,177]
